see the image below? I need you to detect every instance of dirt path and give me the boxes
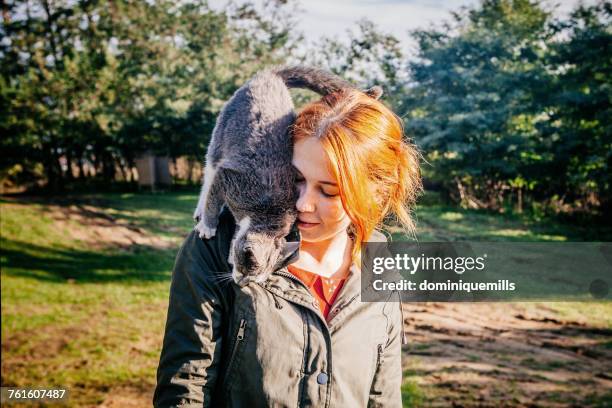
[98,303,612,408]
[401,303,612,407]
[2,199,177,250]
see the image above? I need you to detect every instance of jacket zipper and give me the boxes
[329,294,359,318]
[223,318,246,390]
[274,270,310,291]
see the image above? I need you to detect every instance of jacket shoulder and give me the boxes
[154,207,237,407]
[179,206,236,275]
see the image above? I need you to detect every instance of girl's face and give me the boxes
[292,136,352,242]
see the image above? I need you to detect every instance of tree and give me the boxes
[1,0,300,191]
[404,0,558,211]
[540,1,612,213]
[299,19,406,108]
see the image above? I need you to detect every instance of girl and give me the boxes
[154,86,422,407]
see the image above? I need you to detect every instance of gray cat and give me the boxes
[194,65,382,287]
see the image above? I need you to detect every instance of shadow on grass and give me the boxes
[2,191,199,239]
[412,204,612,242]
[80,193,197,237]
[412,191,612,242]
[1,238,175,283]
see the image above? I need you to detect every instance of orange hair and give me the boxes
[290,88,423,263]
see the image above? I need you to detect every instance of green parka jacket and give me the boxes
[153,207,404,407]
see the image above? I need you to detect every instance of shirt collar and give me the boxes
[288,265,348,304]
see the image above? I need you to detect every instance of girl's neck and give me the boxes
[292,231,353,279]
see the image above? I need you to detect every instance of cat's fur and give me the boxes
[194,66,382,286]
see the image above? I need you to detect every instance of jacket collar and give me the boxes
[216,206,388,305]
[265,229,389,308]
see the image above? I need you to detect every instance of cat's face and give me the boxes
[220,166,299,286]
[292,136,352,242]
[229,212,299,286]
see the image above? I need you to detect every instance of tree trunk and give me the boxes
[116,157,128,181]
[77,156,86,180]
[455,177,483,209]
[172,157,178,180]
[187,158,194,184]
[42,142,64,192]
[103,153,115,181]
[65,149,75,182]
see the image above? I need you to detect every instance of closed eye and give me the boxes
[295,175,338,198]
[321,191,338,198]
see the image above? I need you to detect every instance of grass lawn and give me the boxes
[1,190,610,407]
[1,192,192,407]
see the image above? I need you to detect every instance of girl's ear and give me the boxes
[364,86,383,100]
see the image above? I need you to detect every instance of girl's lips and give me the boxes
[297,221,319,229]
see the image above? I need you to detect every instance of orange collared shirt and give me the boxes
[287,265,348,319]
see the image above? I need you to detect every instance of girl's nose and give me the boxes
[296,188,315,212]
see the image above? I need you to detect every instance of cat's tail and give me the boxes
[273,65,383,99]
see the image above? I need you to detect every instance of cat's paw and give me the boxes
[195,219,217,239]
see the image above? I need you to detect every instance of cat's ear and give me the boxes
[218,158,248,173]
[365,85,383,100]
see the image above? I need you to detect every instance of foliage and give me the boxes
[300,18,408,107]
[1,0,610,219]
[402,0,611,216]
[0,0,299,191]
[541,1,612,213]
